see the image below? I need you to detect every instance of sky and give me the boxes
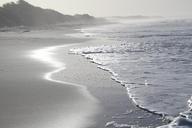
[0,0,192,18]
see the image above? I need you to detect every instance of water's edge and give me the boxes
[29,44,99,128]
[70,49,192,128]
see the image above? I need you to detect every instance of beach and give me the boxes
[0,0,191,127]
[54,38,167,128]
[0,25,167,128]
[0,28,98,128]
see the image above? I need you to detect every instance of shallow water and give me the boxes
[70,18,192,127]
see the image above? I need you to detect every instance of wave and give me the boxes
[70,44,192,128]
[70,19,192,128]
[132,34,192,39]
[70,44,146,55]
[70,45,167,113]
[158,97,192,128]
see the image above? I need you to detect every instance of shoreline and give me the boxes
[0,23,168,128]
[0,27,99,128]
[49,38,168,127]
[29,44,99,128]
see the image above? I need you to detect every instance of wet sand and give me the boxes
[0,27,167,128]
[0,29,98,128]
[51,39,168,128]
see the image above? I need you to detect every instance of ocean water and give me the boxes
[70,19,192,127]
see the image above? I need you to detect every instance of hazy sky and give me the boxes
[0,0,192,17]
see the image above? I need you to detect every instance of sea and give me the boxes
[70,18,192,128]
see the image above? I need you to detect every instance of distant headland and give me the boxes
[0,0,96,27]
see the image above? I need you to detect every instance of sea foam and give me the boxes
[70,19,192,127]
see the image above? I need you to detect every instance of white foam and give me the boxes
[105,121,152,128]
[70,19,192,128]
[70,44,192,128]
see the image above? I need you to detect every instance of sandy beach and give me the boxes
[53,38,168,128]
[0,26,167,128]
[0,28,98,128]
[0,0,191,127]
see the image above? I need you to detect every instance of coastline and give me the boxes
[0,28,99,128]
[50,38,168,127]
[0,24,168,128]
[29,44,99,128]
[0,0,190,127]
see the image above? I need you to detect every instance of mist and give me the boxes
[0,0,192,18]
